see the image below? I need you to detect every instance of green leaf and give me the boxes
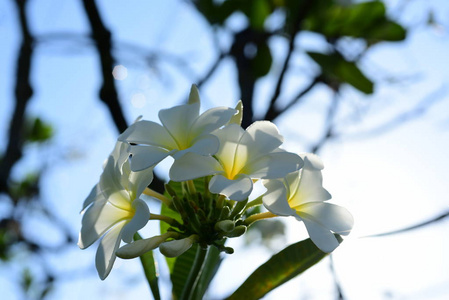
[134,233,161,300]
[249,0,271,29]
[308,51,374,94]
[160,201,183,273]
[303,1,406,42]
[227,236,342,300]
[171,243,200,299]
[191,244,222,300]
[26,117,53,143]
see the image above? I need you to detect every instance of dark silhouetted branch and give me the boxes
[311,92,341,154]
[81,0,128,133]
[196,52,228,88]
[80,0,166,192]
[0,0,34,194]
[264,1,315,122]
[264,76,321,122]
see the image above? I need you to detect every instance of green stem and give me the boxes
[134,233,161,300]
[186,180,197,195]
[245,196,263,210]
[144,188,172,207]
[149,213,181,227]
[180,245,208,300]
[244,211,277,226]
[216,194,226,209]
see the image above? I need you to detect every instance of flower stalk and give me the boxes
[179,245,209,300]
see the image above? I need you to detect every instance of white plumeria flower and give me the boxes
[262,153,354,253]
[170,121,303,201]
[118,85,237,172]
[78,142,153,279]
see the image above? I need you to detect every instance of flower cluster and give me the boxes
[78,85,353,279]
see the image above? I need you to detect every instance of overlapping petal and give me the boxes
[79,141,153,279]
[170,121,301,201]
[119,85,237,172]
[262,153,353,253]
[170,152,222,181]
[95,222,126,280]
[209,174,253,201]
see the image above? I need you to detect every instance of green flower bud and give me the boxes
[214,220,235,233]
[225,225,247,238]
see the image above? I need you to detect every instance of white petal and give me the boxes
[81,184,102,212]
[173,134,219,159]
[289,166,331,207]
[118,120,177,150]
[100,154,124,196]
[262,179,296,216]
[239,121,284,157]
[299,215,341,253]
[158,103,200,149]
[209,174,253,201]
[129,145,172,172]
[299,153,324,170]
[169,152,222,181]
[245,151,303,179]
[95,221,126,280]
[188,84,200,104]
[297,202,354,236]
[121,199,150,243]
[116,232,173,259]
[229,100,243,125]
[214,124,246,176]
[78,200,131,249]
[129,166,154,198]
[189,107,237,137]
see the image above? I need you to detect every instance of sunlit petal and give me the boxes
[214,124,246,176]
[79,200,132,249]
[262,179,296,216]
[298,214,341,253]
[173,134,219,159]
[158,103,200,149]
[129,145,172,172]
[129,166,154,198]
[245,151,303,179]
[118,120,177,150]
[189,107,237,137]
[170,153,222,181]
[81,184,103,212]
[121,199,150,243]
[239,121,284,157]
[209,174,253,201]
[188,84,200,104]
[95,222,126,280]
[297,202,354,236]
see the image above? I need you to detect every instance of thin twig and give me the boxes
[361,210,449,238]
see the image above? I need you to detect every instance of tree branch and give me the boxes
[81,0,128,133]
[0,0,34,194]
[361,210,449,238]
[263,1,315,122]
[264,76,321,122]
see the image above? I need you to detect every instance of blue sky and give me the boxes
[1,0,449,299]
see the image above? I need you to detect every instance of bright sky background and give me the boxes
[1,0,449,299]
